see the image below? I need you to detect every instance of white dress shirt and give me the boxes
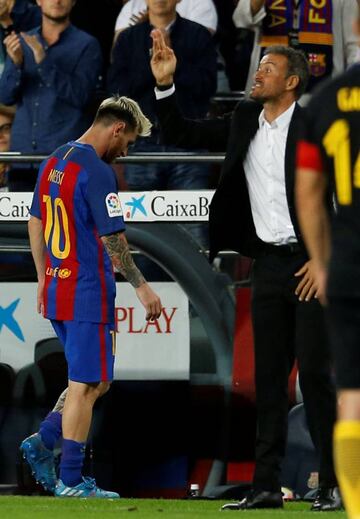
[243,102,297,245]
[154,86,298,245]
[115,0,218,33]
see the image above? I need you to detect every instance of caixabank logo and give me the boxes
[0,195,31,220]
[121,192,213,221]
[125,194,147,219]
[150,195,210,219]
[0,298,24,342]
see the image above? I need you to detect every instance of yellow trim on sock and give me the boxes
[335,420,360,438]
[334,420,360,519]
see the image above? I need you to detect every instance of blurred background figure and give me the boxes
[211,0,254,92]
[70,0,124,73]
[0,103,15,190]
[0,0,41,76]
[0,0,103,191]
[108,0,217,250]
[233,0,359,96]
[113,0,218,38]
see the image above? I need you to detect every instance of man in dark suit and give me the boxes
[150,30,340,511]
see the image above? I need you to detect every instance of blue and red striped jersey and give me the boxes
[30,141,125,323]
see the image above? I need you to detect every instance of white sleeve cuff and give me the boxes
[154,84,175,100]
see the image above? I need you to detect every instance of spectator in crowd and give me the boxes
[113,0,218,38]
[108,0,217,247]
[0,0,103,191]
[0,103,15,190]
[0,0,41,76]
[212,0,254,91]
[150,30,340,511]
[232,0,359,96]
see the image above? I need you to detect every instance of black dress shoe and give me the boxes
[311,486,342,511]
[221,490,283,510]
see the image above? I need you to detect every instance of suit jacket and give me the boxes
[156,92,305,261]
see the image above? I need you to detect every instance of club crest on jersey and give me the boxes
[106,193,123,217]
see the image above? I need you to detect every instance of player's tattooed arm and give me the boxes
[101,232,146,288]
[102,232,162,321]
[52,388,68,414]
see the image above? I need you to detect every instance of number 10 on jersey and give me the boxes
[43,195,71,259]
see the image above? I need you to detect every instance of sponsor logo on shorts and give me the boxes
[46,267,72,279]
[106,193,123,217]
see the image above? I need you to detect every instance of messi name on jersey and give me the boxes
[48,167,65,186]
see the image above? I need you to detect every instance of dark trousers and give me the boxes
[251,250,337,492]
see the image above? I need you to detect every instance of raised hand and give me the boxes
[21,32,45,64]
[150,28,177,86]
[4,31,23,66]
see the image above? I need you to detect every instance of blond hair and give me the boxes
[96,96,152,137]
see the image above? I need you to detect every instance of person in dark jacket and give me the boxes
[150,29,340,511]
[0,0,103,191]
[0,0,41,76]
[108,0,217,247]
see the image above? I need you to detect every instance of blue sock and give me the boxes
[60,439,85,488]
[39,411,62,451]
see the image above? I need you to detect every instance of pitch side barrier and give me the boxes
[0,152,236,496]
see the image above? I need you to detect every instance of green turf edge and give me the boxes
[0,497,347,519]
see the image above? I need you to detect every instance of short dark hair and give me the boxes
[263,46,310,99]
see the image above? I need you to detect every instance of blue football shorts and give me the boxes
[51,320,116,383]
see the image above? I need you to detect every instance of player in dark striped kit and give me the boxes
[296,5,360,516]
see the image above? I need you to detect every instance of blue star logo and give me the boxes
[0,299,25,342]
[125,194,147,218]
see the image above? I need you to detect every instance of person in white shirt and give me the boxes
[114,0,218,36]
[150,30,340,511]
[233,0,359,96]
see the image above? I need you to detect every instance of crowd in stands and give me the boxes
[0,0,358,197]
[0,102,15,189]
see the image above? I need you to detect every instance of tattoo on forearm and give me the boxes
[52,388,68,414]
[103,234,145,288]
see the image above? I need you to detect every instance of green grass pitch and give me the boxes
[0,497,347,519]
